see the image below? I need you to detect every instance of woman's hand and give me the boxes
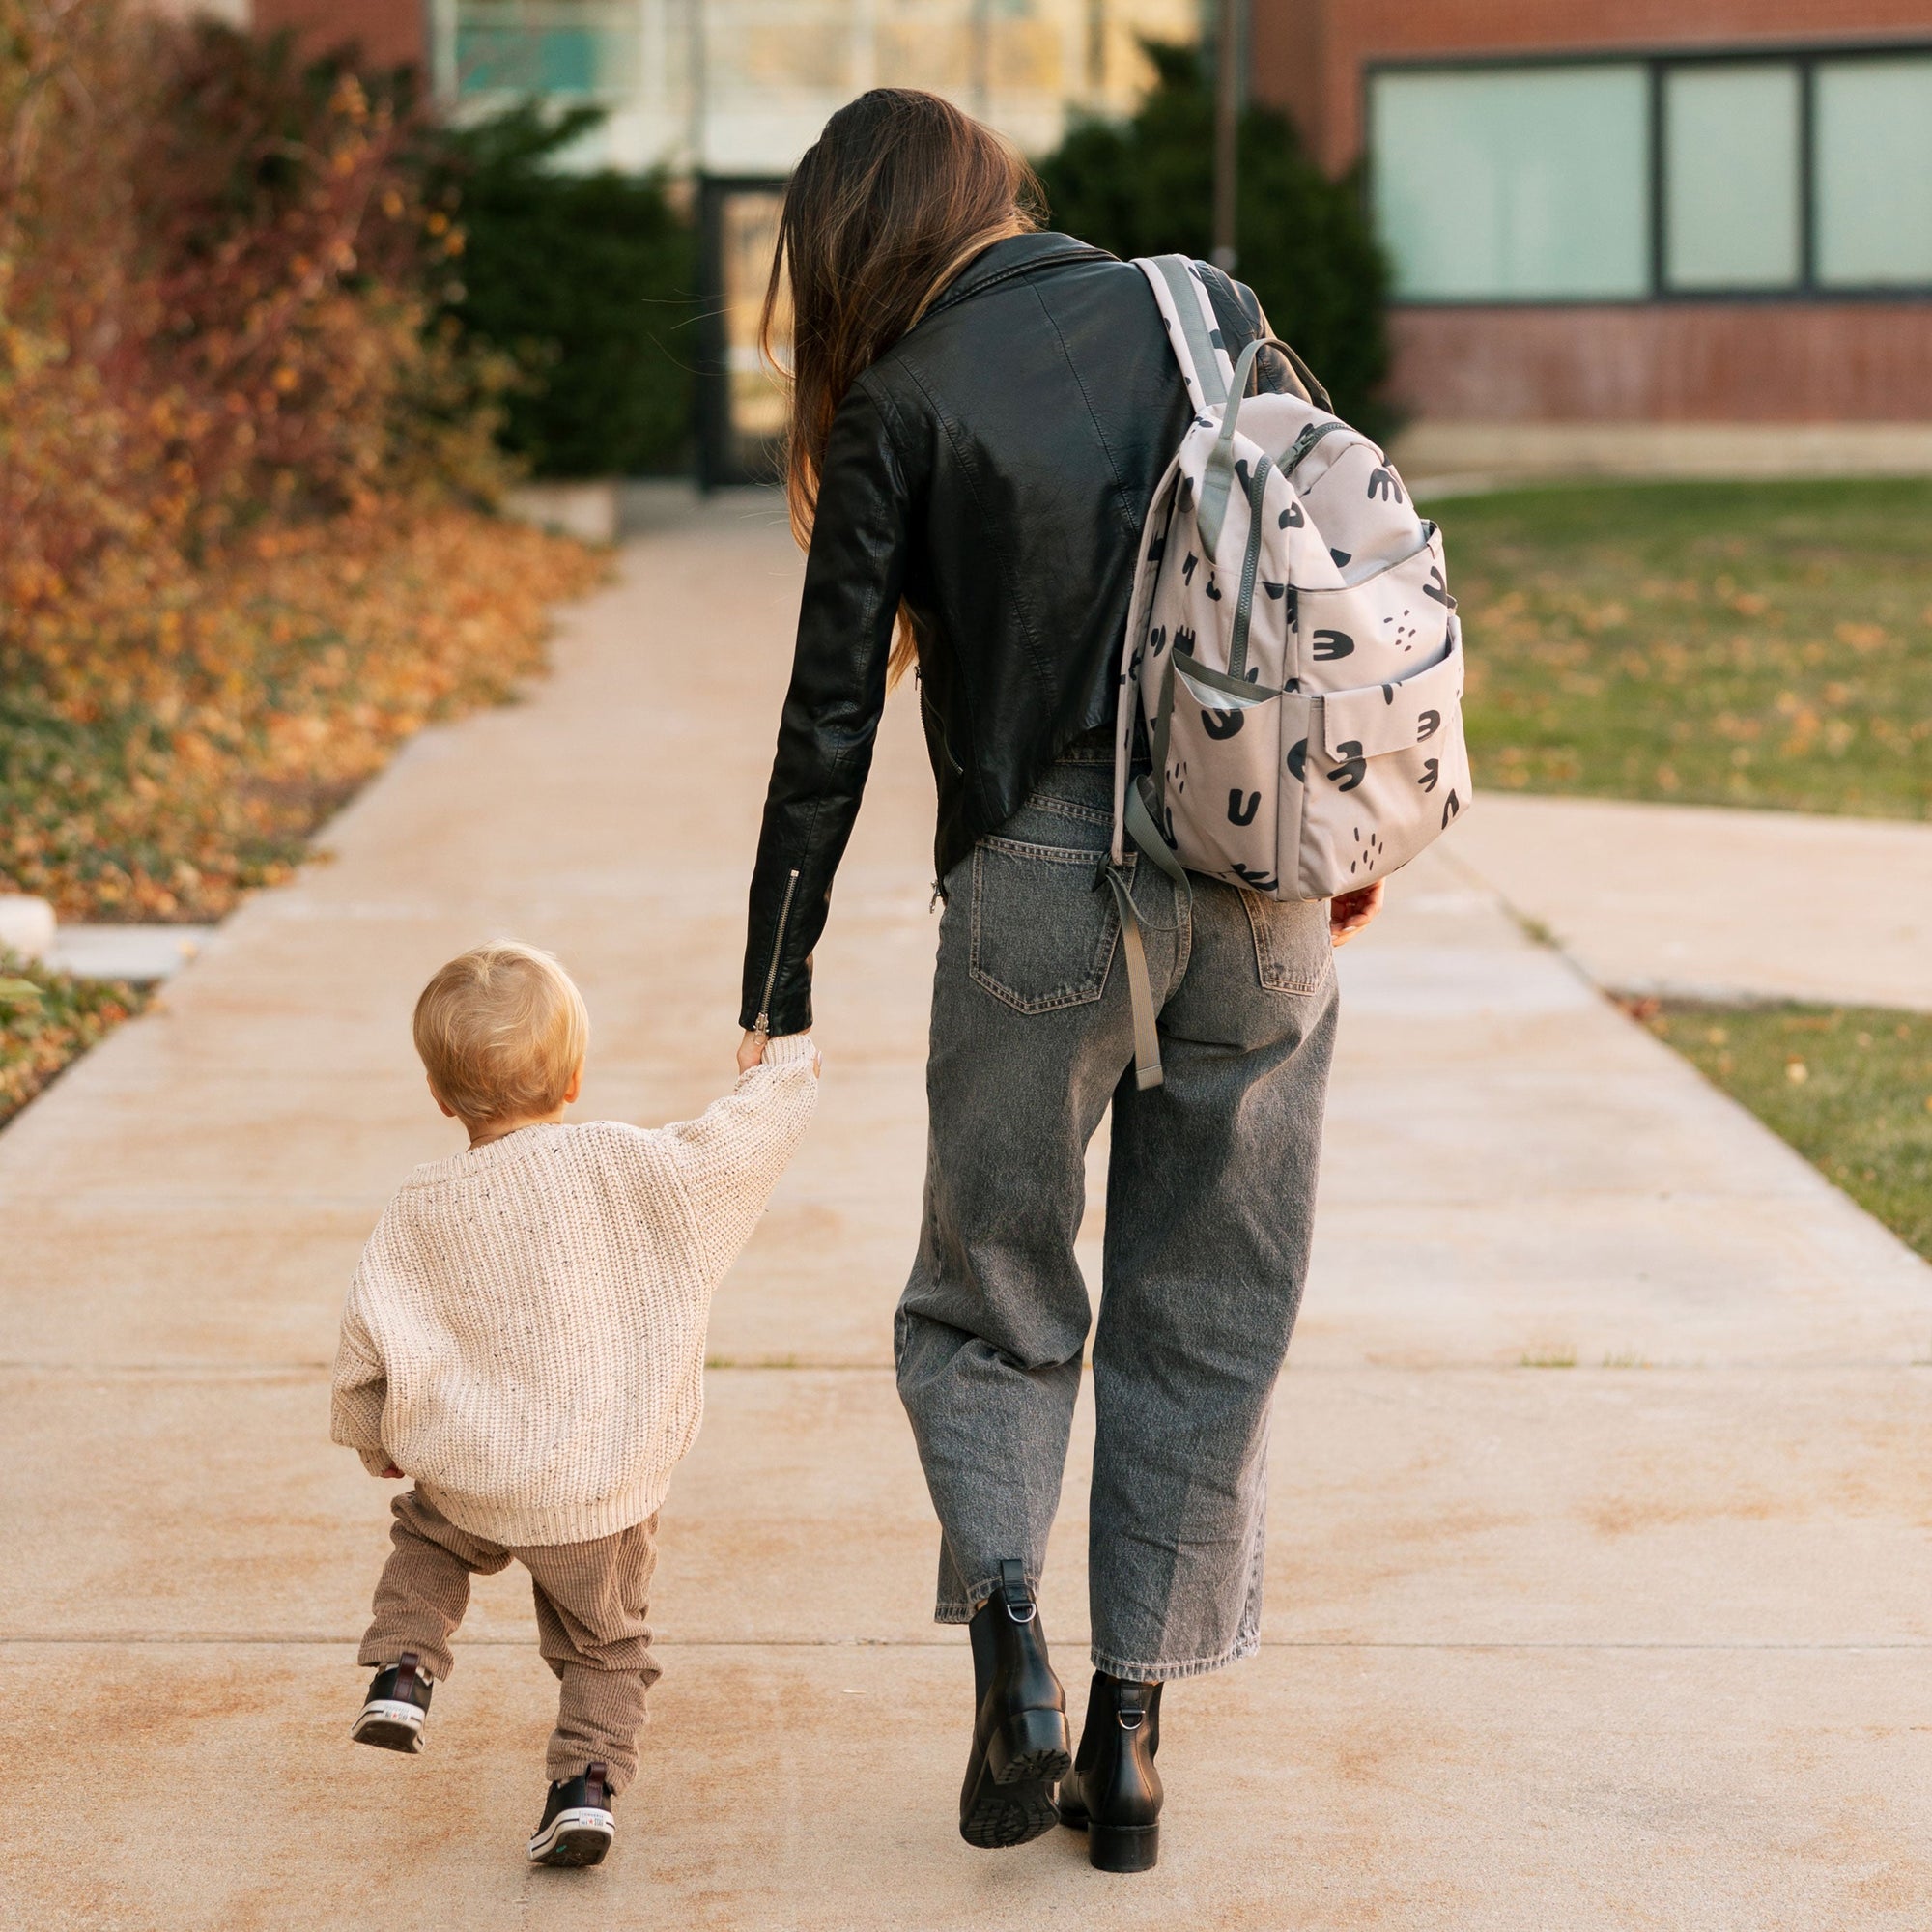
[737,1029,767,1075]
[1330,880,1385,948]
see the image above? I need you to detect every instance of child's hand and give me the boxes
[381,1463,404,1479]
[736,1029,766,1074]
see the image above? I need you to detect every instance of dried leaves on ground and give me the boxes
[0,951,145,1128]
[0,10,607,1116]
[1445,480,1932,817]
[1644,1000,1932,1262]
[1,513,605,922]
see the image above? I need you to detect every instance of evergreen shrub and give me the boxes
[432,105,698,478]
[1036,43,1392,438]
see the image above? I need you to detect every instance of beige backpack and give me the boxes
[1107,255,1473,1087]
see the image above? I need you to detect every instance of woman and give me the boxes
[737,89,1382,1873]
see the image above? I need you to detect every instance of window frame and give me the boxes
[1364,39,1932,307]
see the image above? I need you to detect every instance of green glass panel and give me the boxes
[536,26,600,92]
[1663,64,1801,291]
[456,25,526,95]
[1371,66,1650,301]
[1817,56,1932,288]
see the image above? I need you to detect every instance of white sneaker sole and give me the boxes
[351,1698,427,1753]
[528,1805,615,1867]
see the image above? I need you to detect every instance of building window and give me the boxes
[1372,66,1648,300]
[1662,63,1801,292]
[1370,45,1932,303]
[453,2,639,100]
[1815,55,1932,288]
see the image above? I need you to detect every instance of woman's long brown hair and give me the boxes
[761,89,1044,686]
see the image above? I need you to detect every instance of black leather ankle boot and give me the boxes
[957,1560,1071,1849]
[1056,1671,1164,1872]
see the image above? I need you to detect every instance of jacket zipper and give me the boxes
[753,867,801,1035]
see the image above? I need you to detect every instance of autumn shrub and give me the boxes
[0,4,603,925]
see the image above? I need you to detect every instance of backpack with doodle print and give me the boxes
[1106,255,1472,1089]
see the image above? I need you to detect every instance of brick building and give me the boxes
[240,1,1932,470]
[1253,1,1932,472]
[249,0,1195,171]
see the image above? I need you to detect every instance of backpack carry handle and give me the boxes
[1198,334,1342,558]
[1199,334,1301,558]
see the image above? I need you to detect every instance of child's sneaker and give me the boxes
[351,1651,434,1753]
[527,1762,615,1867]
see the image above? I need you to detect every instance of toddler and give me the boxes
[330,940,817,1866]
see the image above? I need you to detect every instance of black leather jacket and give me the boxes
[739,232,1292,1036]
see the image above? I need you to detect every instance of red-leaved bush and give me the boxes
[1,0,501,591]
[0,2,604,923]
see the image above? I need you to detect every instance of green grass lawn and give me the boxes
[1642,999,1932,1262]
[1438,479,1932,817]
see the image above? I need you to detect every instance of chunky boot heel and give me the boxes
[1090,1821,1160,1873]
[1057,1672,1164,1873]
[986,1702,1072,1785]
[957,1560,1069,1849]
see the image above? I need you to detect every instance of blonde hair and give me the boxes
[412,941,588,1126]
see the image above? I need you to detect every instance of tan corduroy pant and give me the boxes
[358,1489,661,1793]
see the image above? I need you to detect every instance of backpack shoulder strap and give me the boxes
[1133,255,1236,413]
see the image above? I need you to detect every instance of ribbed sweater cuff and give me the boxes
[760,1033,817,1067]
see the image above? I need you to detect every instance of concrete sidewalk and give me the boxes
[5,494,1932,1929]
[1453,792,1932,1010]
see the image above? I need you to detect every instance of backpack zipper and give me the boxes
[753,867,801,1035]
[1282,418,1346,474]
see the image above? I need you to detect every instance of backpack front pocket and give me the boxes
[1293,622,1471,898]
[969,837,1127,1013]
[1289,526,1453,691]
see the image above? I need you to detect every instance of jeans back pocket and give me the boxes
[970,837,1124,1013]
[1239,888,1331,994]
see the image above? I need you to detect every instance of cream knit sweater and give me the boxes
[329,1036,818,1545]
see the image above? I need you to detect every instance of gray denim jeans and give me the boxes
[895,734,1338,1681]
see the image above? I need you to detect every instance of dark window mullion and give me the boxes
[1648,59,1666,298]
[1798,57,1818,293]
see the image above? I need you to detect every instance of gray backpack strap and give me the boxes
[1134,256,1235,412]
[1101,787,1190,1093]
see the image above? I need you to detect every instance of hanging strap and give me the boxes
[1101,784,1192,1092]
[1101,865,1163,1092]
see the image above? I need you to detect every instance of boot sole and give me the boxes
[960,1775,1063,1851]
[528,1807,614,1867]
[959,1705,1071,1850]
[985,1707,1072,1788]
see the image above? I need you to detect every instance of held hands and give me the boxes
[737,1030,823,1077]
[1330,880,1385,948]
